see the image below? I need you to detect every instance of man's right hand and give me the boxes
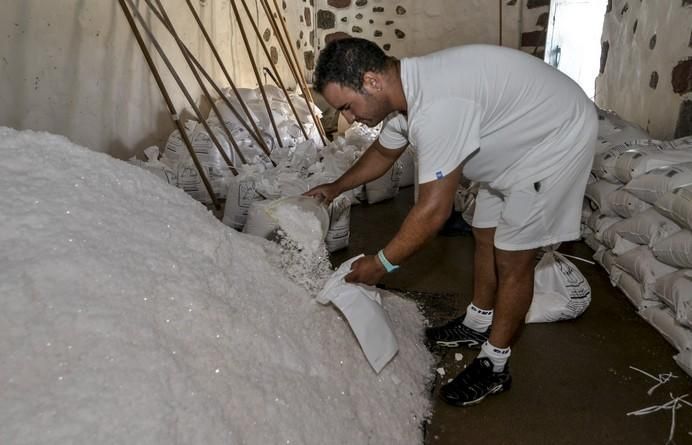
[304,181,343,205]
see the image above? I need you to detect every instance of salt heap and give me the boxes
[0,127,433,444]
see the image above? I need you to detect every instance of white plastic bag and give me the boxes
[366,162,403,204]
[613,246,677,299]
[625,162,692,204]
[613,145,692,183]
[316,255,398,373]
[613,208,680,247]
[585,180,622,215]
[653,270,692,328]
[526,251,591,323]
[608,190,652,218]
[674,349,692,378]
[223,167,264,230]
[654,185,692,231]
[638,306,692,352]
[652,230,692,269]
[398,146,416,187]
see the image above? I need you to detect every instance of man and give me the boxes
[306,38,596,407]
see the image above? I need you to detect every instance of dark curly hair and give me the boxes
[314,38,389,94]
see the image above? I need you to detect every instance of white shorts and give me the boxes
[471,142,595,251]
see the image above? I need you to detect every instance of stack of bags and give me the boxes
[582,108,692,376]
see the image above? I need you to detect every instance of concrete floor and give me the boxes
[331,186,692,445]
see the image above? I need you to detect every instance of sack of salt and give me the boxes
[317,255,399,373]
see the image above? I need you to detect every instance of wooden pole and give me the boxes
[228,0,284,148]
[499,0,503,46]
[268,0,325,138]
[184,0,273,158]
[124,0,238,176]
[237,0,309,141]
[259,0,327,145]
[147,0,247,166]
[117,0,220,209]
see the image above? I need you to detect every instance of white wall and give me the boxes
[596,0,692,138]
[0,0,312,158]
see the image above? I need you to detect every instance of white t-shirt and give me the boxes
[378,45,596,190]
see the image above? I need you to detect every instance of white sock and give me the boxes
[462,303,493,332]
[478,341,511,372]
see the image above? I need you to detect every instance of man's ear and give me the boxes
[362,71,382,93]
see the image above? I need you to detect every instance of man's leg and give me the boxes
[487,247,537,348]
[470,227,497,311]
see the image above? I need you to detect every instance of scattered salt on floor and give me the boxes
[454,353,463,362]
[436,368,445,377]
[0,127,434,444]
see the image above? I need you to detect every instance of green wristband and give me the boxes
[377,249,400,272]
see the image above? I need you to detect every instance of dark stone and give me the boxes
[536,12,549,28]
[327,0,351,8]
[633,20,637,34]
[304,7,311,26]
[355,0,367,6]
[606,0,612,12]
[374,30,382,37]
[352,25,362,33]
[325,31,351,45]
[385,20,394,25]
[373,6,384,12]
[600,41,609,74]
[310,30,314,44]
[672,58,692,94]
[300,15,304,23]
[304,50,315,70]
[527,0,550,8]
[263,28,271,41]
[317,10,336,29]
[620,3,628,15]
[649,71,658,89]
[300,30,304,39]
[674,100,692,138]
[394,29,405,39]
[396,5,406,15]
[650,34,656,49]
[521,30,546,47]
[383,43,391,51]
[296,39,300,49]
[282,0,286,9]
[341,16,348,22]
[369,19,374,24]
[355,13,363,19]
[270,46,279,64]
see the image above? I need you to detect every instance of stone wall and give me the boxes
[0,0,313,157]
[596,0,692,138]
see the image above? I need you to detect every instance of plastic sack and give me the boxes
[652,230,692,269]
[243,196,329,242]
[674,349,692,378]
[616,269,662,309]
[585,180,622,216]
[316,255,398,373]
[624,162,692,205]
[613,145,692,183]
[222,167,264,230]
[595,127,650,155]
[593,246,617,276]
[593,140,657,183]
[608,189,652,218]
[366,162,403,204]
[325,195,351,253]
[653,270,692,328]
[128,146,177,186]
[398,146,416,187]
[525,251,591,323]
[638,306,692,352]
[612,208,680,247]
[612,246,677,299]
[588,213,622,242]
[654,185,692,231]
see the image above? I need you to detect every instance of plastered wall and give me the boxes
[0,0,313,158]
[596,0,692,139]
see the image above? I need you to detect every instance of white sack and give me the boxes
[585,180,622,215]
[526,251,591,323]
[583,231,602,252]
[222,169,264,230]
[612,208,681,246]
[613,146,692,183]
[612,246,677,299]
[317,256,398,373]
[593,246,618,276]
[593,140,658,182]
[128,146,177,186]
[674,350,692,378]
[595,127,650,154]
[589,213,622,242]
[615,269,662,309]
[625,162,692,204]
[655,185,692,231]
[608,189,652,218]
[325,195,352,253]
[653,270,692,329]
[581,198,594,223]
[366,162,403,204]
[398,146,416,187]
[652,230,692,269]
[638,306,692,352]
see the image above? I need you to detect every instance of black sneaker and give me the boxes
[440,357,512,407]
[425,315,490,349]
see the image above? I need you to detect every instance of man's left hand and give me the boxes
[344,255,386,285]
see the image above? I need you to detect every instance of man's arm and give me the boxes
[345,163,464,284]
[305,140,407,204]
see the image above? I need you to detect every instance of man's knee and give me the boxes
[494,248,537,280]
[472,226,495,248]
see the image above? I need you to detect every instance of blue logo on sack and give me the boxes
[435,170,443,180]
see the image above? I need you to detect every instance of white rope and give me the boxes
[627,393,692,445]
[629,366,678,396]
[559,253,596,265]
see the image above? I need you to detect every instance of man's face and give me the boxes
[321,79,390,128]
